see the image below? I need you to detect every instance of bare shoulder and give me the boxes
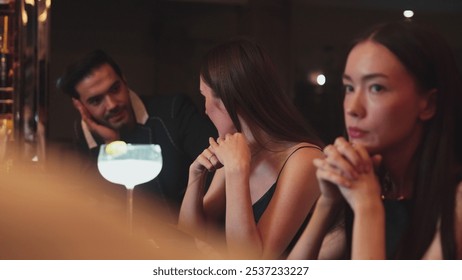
[287,142,324,160]
[424,181,462,259]
[276,142,323,188]
[456,180,462,220]
[455,181,462,258]
[278,142,324,174]
[457,181,462,201]
[456,181,462,219]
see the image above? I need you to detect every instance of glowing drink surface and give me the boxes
[98,159,162,189]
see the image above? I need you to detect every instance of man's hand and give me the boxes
[72,98,119,143]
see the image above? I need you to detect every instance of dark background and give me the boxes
[48,0,462,146]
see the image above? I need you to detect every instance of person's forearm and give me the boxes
[224,166,263,258]
[178,170,208,238]
[351,200,386,259]
[288,196,342,259]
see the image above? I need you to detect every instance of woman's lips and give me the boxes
[348,127,367,138]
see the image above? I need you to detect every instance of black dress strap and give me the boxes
[253,144,322,257]
[276,145,322,180]
[252,145,321,223]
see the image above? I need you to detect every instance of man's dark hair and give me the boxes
[56,49,124,99]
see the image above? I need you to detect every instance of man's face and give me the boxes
[75,63,134,130]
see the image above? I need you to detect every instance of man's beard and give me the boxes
[104,107,126,128]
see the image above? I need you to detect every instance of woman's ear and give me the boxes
[419,88,437,121]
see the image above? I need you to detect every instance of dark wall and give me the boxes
[48,0,462,145]
[49,0,291,142]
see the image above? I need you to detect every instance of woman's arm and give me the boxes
[178,143,224,240]
[329,139,386,259]
[349,191,385,259]
[209,134,260,258]
[177,168,209,238]
[210,134,323,259]
[287,195,344,259]
[224,163,260,258]
[254,147,323,259]
[332,144,385,259]
[300,137,385,259]
[288,140,352,260]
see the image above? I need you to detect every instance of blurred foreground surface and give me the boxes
[0,146,234,260]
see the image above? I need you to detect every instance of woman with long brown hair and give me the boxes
[289,21,462,260]
[178,38,324,259]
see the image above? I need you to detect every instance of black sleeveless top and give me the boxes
[251,145,322,256]
[344,199,413,259]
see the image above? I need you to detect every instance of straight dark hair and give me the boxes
[200,38,323,149]
[348,21,462,259]
[57,49,124,99]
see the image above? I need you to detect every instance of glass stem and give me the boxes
[126,187,134,235]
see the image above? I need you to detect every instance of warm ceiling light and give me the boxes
[316,74,326,86]
[307,71,326,86]
[403,10,414,18]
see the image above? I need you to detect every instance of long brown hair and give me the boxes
[350,21,462,259]
[200,38,323,149]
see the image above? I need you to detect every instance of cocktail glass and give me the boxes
[97,142,162,234]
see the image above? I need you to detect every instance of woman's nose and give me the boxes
[344,91,365,118]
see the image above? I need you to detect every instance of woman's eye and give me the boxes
[370,84,384,93]
[343,84,354,93]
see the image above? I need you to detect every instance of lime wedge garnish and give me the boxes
[105,140,128,156]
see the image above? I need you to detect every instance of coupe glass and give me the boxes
[97,142,162,233]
